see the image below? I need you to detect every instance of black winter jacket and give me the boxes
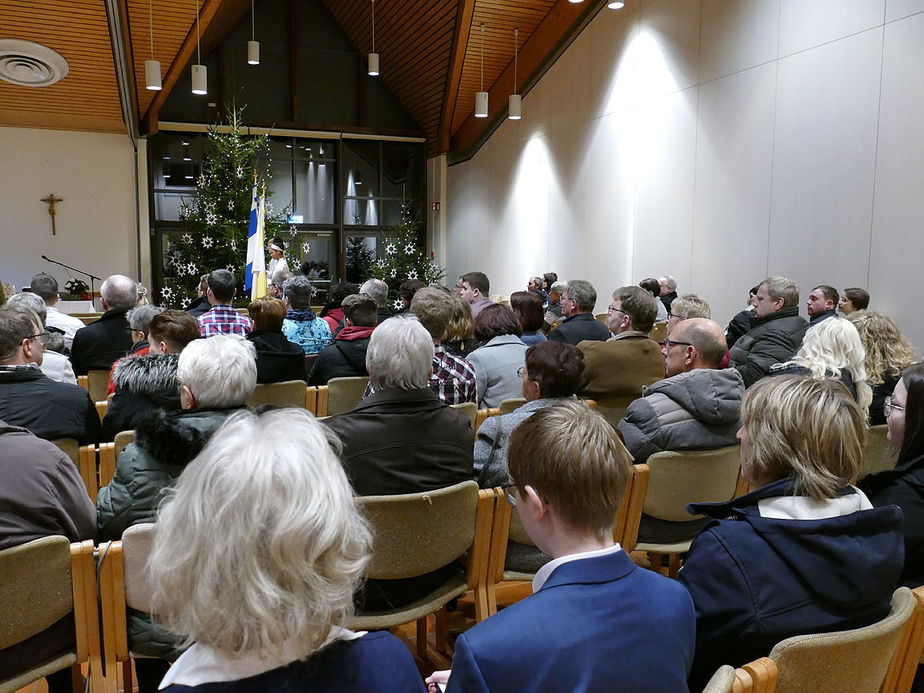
[70,308,133,375]
[728,307,808,386]
[102,353,181,440]
[246,328,307,383]
[0,366,102,443]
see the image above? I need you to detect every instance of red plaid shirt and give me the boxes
[198,305,252,337]
[363,346,477,405]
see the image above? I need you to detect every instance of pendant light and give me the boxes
[191,0,207,95]
[508,28,521,120]
[144,0,161,90]
[368,0,379,76]
[607,1,626,7]
[247,0,259,65]
[475,23,488,118]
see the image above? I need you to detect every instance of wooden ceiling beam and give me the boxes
[439,0,476,152]
[141,0,225,135]
[449,0,606,160]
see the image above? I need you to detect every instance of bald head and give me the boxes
[665,318,727,376]
[100,274,138,311]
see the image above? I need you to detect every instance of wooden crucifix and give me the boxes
[41,193,63,235]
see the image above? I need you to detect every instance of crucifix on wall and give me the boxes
[41,193,63,235]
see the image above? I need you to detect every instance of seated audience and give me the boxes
[308,294,377,385]
[102,310,201,439]
[428,401,695,693]
[71,273,137,375]
[246,296,306,383]
[728,275,808,387]
[319,281,358,334]
[839,287,870,315]
[806,284,839,325]
[639,277,668,322]
[0,307,101,443]
[579,286,664,426]
[467,304,529,408]
[197,269,252,337]
[409,287,476,404]
[666,293,710,336]
[96,334,256,692]
[323,316,473,610]
[0,419,95,693]
[442,295,479,358]
[541,281,566,333]
[106,304,164,395]
[658,274,679,311]
[282,275,332,353]
[183,274,211,318]
[542,272,557,292]
[849,311,916,425]
[29,272,86,351]
[150,409,424,693]
[6,292,76,385]
[860,362,924,586]
[361,278,395,325]
[510,291,547,346]
[547,279,610,345]
[724,285,759,349]
[768,316,872,415]
[678,376,902,689]
[526,276,549,305]
[459,271,493,319]
[396,278,426,314]
[267,267,292,300]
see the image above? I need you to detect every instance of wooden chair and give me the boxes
[594,312,608,323]
[77,375,88,392]
[498,397,527,415]
[98,522,158,693]
[474,407,491,433]
[95,399,109,422]
[592,394,638,430]
[51,438,98,501]
[649,322,668,344]
[484,464,649,616]
[0,537,102,693]
[881,585,924,693]
[87,368,110,403]
[864,424,899,476]
[246,379,309,408]
[767,586,915,693]
[450,401,477,431]
[347,481,494,662]
[635,445,741,577]
[702,658,780,693]
[325,376,370,416]
[99,430,135,492]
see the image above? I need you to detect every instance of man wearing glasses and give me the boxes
[577,286,665,427]
[547,279,610,345]
[0,306,101,443]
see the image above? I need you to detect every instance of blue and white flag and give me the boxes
[244,176,266,299]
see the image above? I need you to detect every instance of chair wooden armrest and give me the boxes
[315,385,329,417]
[474,409,490,433]
[468,489,496,622]
[71,540,105,692]
[305,386,317,415]
[78,445,98,501]
[99,442,117,490]
[77,375,88,392]
[96,399,109,423]
[485,486,514,616]
[881,585,924,693]
[733,657,778,692]
[613,464,648,553]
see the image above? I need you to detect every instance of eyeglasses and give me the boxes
[27,332,48,342]
[660,338,694,350]
[884,396,906,416]
[667,312,686,321]
[607,305,627,315]
[501,482,520,507]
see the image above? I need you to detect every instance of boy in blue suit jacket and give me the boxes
[428,400,695,693]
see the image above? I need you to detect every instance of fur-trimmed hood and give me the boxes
[112,353,180,396]
[133,408,231,471]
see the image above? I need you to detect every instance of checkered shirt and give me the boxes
[198,305,252,337]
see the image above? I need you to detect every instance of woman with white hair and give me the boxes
[151,409,424,692]
[96,334,258,693]
[769,316,872,415]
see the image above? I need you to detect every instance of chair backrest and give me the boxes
[498,397,527,415]
[593,396,637,429]
[474,408,491,433]
[358,481,480,580]
[52,437,79,466]
[326,376,370,415]
[612,463,649,552]
[769,586,915,693]
[114,430,135,459]
[863,424,899,476]
[121,523,157,614]
[246,380,308,408]
[881,586,924,693]
[450,401,477,430]
[643,445,741,522]
[95,399,108,422]
[87,369,110,403]
[77,374,89,392]
[594,313,608,323]
[649,322,668,344]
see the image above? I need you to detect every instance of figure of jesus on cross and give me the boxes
[41,193,63,235]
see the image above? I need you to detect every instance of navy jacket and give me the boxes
[70,308,133,375]
[447,550,695,693]
[547,313,611,346]
[678,479,903,689]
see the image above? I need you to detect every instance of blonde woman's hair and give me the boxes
[669,293,711,319]
[777,317,872,413]
[444,295,474,342]
[506,400,632,537]
[848,311,916,386]
[741,375,866,500]
[149,408,371,655]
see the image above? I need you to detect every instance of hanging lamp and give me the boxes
[508,28,521,120]
[247,0,259,64]
[475,23,488,118]
[144,0,161,90]
[191,0,207,94]
[368,0,379,76]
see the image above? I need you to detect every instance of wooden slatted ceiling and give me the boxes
[0,0,124,132]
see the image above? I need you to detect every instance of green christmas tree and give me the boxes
[372,207,445,307]
[158,107,286,307]
[345,235,377,283]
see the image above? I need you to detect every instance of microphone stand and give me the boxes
[41,255,101,310]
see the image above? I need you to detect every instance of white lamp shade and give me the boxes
[144,59,162,90]
[607,0,625,7]
[368,52,379,76]
[191,64,207,95]
[508,93,521,120]
[475,91,488,118]
[247,40,260,65]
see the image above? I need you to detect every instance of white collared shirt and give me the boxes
[532,543,623,593]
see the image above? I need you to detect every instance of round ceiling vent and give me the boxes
[0,39,69,87]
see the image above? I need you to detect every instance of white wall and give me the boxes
[444,0,924,352]
[0,127,136,298]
